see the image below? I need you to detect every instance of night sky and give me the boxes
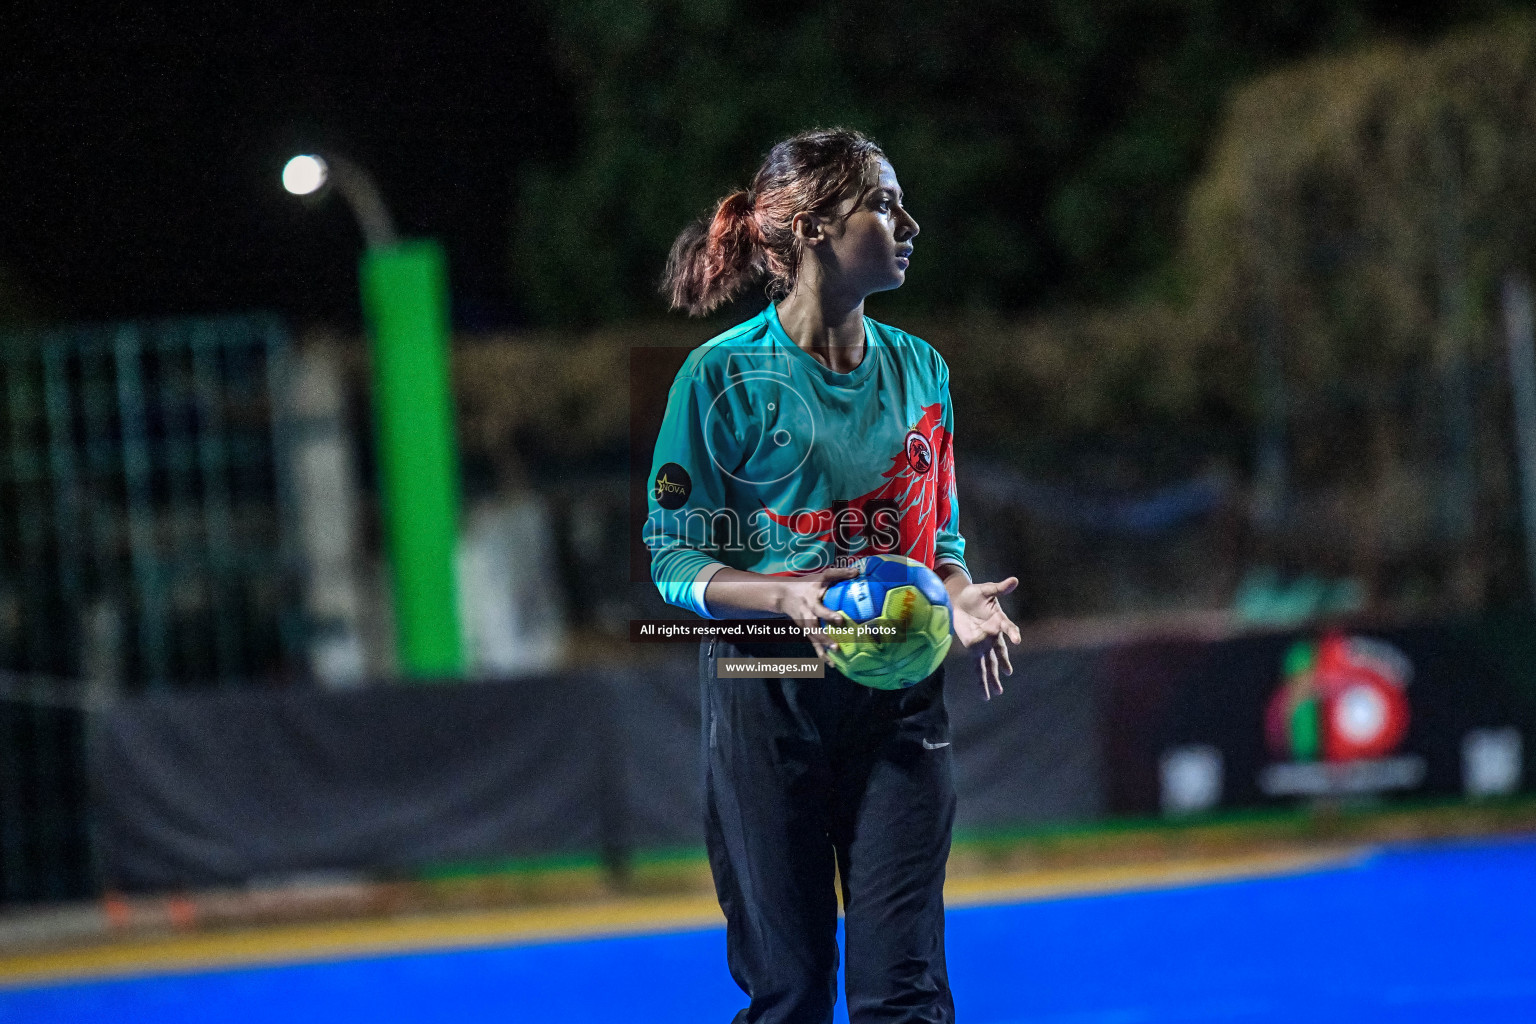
[2,2,1509,334]
[1,4,572,330]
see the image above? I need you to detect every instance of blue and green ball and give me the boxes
[820,554,953,690]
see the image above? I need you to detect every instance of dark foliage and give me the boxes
[513,0,1509,325]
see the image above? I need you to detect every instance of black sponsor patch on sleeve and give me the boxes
[653,462,692,509]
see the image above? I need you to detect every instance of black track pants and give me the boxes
[701,638,957,1024]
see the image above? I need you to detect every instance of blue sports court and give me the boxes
[3,834,1532,1023]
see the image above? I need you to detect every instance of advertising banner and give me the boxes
[1109,618,1536,817]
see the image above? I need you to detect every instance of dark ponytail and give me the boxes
[661,128,885,317]
[662,190,762,317]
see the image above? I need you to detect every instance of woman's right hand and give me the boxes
[774,564,861,659]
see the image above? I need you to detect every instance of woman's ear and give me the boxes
[790,211,825,247]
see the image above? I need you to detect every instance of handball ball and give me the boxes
[821,554,953,690]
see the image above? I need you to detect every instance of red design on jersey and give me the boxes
[763,403,954,567]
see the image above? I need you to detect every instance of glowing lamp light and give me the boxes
[282,155,329,196]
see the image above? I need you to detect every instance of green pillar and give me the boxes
[359,240,464,678]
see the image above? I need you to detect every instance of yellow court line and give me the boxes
[0,847,1362,989]
[0,894,727,990]
[945,846,1363,907]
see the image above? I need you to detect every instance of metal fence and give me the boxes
[0,315,301,904]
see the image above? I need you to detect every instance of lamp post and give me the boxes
[284,154,464,679]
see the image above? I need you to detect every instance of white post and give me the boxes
[1501,274,1536,606]
[288,343,368,685]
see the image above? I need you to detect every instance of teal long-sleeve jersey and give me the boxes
[644,302,969,619]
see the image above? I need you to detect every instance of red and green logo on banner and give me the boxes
[1265,633,1412,763]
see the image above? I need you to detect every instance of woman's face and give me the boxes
[815,158,920,297]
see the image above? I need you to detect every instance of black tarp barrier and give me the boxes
[92,619,1536,892]
[94,646,1108,890]
[0,697,93,905]
[949,646,1106,832]
[603,655,702,853]
[598,645,1108,855]
[94,675,618,890]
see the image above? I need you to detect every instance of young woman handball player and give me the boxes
[644,128,1021,1023]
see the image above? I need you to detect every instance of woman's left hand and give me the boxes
[950,577,1021,701]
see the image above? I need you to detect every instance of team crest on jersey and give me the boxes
[654,462,692,509]
[905,430,933,476]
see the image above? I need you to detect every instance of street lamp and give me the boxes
[282,154,398,249]
[284,151,463,680]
